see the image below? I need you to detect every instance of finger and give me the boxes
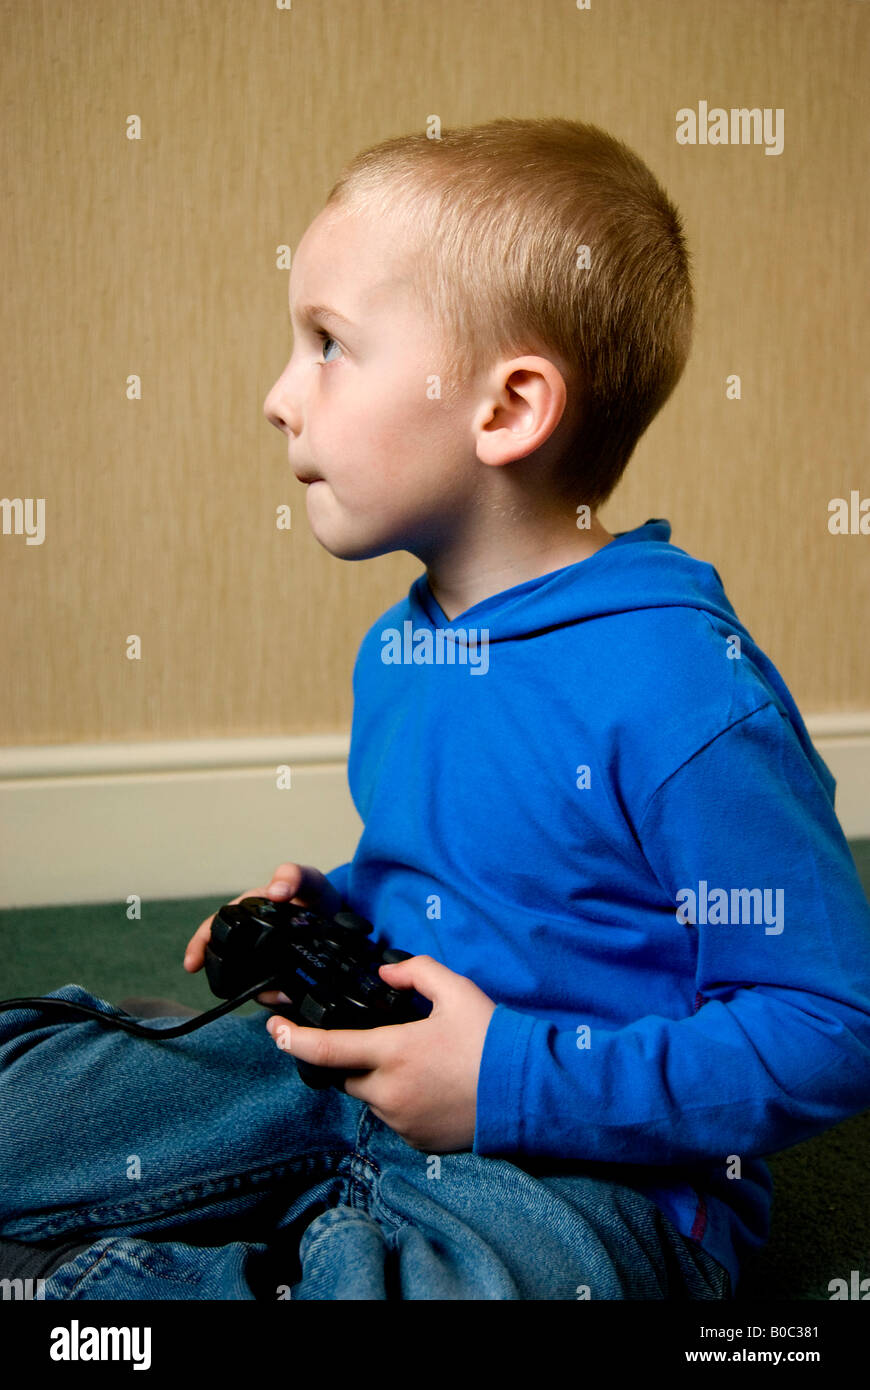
[340,1072,376,1105]
[266,863,310,901]
[376,954,447,1004]
[268,864,342,914]
[265,1018,387,1072]
[183,917,218,973]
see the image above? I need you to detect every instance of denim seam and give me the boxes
[342,1107,388,1215]
[353,1104,377,1154]
[48,1236,207,1297]
[13,1152,350,1241]
[345,1150,382,1212]
[368,1186,413,1236]
[56,1242,120,1297]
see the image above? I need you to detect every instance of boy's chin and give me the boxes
[306,512,399,562]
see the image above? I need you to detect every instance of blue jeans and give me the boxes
[0,984,731,1300]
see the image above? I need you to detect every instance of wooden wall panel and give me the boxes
[1,0,867,746]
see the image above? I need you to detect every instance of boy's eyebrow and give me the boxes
[290,302,356,331]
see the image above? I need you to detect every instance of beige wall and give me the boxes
[1,0,868,749]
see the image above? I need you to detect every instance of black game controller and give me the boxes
[204,896,432,1089]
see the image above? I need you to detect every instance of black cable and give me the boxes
[0,980,278,1038]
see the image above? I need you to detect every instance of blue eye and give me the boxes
[317,332,343,364]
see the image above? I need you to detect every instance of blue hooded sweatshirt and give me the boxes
[324,518,870,1292]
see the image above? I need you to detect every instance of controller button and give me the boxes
[333,911,374,935]
[381,948,413,964]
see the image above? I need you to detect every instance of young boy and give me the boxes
[2,118,869,1301]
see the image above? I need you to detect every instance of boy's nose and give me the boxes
[263,375,301,436]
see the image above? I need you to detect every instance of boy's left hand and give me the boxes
[265,956,497,1154]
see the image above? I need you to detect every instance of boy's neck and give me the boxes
[424,512,614,622]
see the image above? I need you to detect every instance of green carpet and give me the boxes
[1,894,262,1016]
[2,839,869,1300]
[736,838,870,1301]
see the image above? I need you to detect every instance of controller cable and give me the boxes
[0,981,277,1039]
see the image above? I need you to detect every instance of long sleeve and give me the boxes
[473,702,870,1163]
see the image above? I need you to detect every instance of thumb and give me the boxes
[378,954,451,1002]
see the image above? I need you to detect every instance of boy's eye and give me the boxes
[316,331,343,364]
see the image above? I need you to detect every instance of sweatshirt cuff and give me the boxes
[473,1003,539,1156]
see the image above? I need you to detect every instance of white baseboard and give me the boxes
[0,719,868,908]
[0,736,361,909]
[804,717,870,846]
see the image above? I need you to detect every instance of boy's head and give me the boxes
[264,117,692,564]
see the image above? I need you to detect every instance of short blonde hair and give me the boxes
[325,117,693,511]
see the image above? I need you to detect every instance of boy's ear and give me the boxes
[473,355,569,467]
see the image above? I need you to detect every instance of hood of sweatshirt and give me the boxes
[409,519,756,642]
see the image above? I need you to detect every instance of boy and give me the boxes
[1,118,869,1301]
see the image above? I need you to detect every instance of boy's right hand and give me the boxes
[183,863,344,1006]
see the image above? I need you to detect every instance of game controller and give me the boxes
[204,896,432,1089]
